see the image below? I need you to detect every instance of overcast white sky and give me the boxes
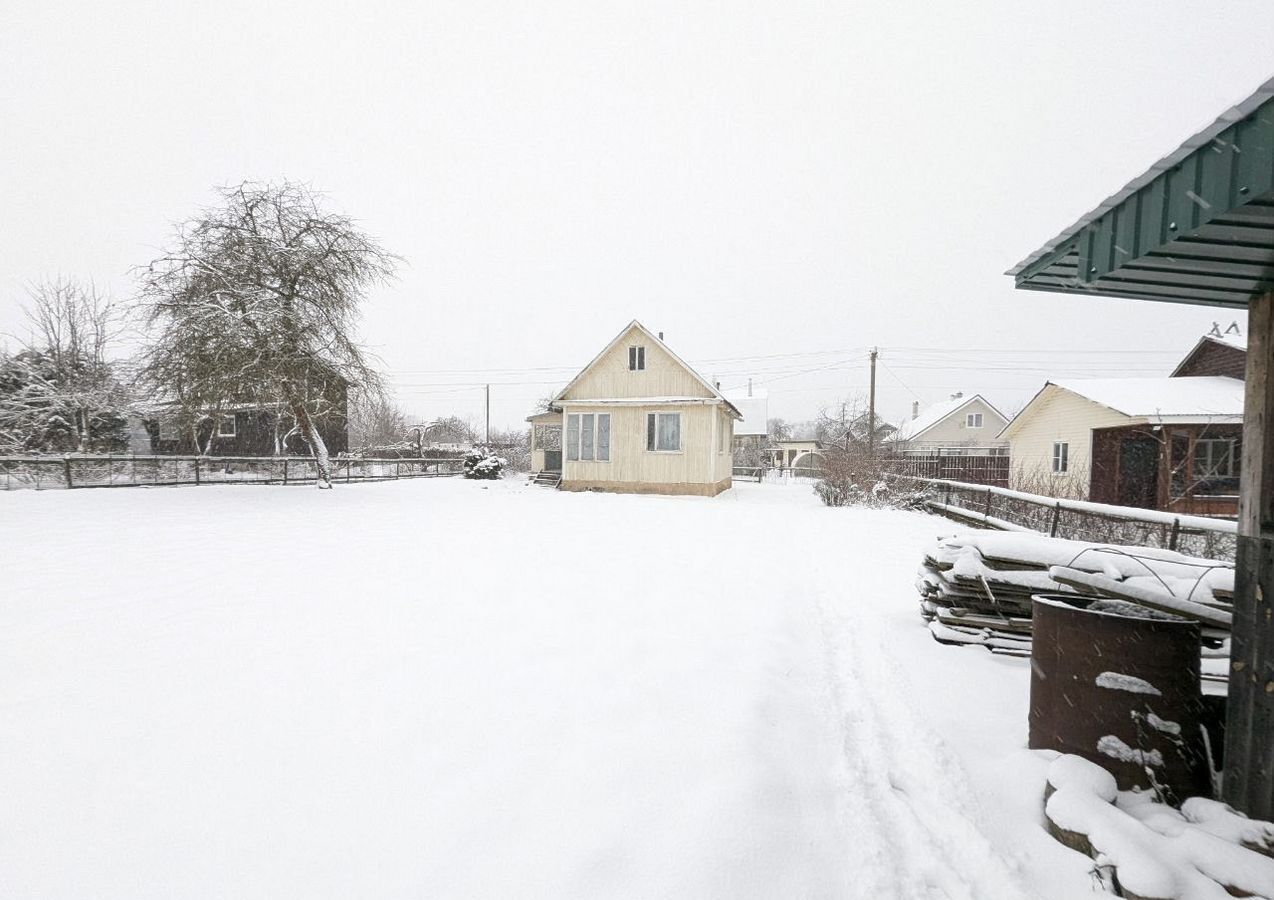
[2,1,1272,430]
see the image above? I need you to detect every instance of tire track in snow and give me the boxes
[816,598,1039,899]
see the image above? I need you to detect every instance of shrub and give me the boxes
[463,446,506,480]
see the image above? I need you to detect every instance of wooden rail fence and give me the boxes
[892,474,1238,563]
[0,455,465,491]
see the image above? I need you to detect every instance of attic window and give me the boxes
[628,346,645,371]
[966,413,983,429]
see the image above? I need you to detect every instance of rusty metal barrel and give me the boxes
[1030,594,1212,802]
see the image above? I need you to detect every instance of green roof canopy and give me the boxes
[1010,79,1274,309]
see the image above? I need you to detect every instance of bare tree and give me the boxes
[486,426,530,472]
[348,388,407,450]
[0,277,130,452]
[137,181,398,487]
[817,395,894,452]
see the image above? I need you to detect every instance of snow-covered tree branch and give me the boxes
[136,181,399,487]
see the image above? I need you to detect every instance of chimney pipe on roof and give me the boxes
[951,391,963,400]
[748,378,753,397]
[658,331,664,340]
[912,401,919,420]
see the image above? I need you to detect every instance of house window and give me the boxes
[1052,441,1069,474]
[1196,438,1238,478]
[628,346,645,371]
[566,413,610,461]
[218,415,237,437]
[966,413,983,429]
[646,412,681,452]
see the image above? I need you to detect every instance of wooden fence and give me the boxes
[0,455,466,491]
[894,474,1239,562]
[881,453,1010,487]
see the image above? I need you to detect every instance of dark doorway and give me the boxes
[544,450,562,472]
[1119,436,1160,509]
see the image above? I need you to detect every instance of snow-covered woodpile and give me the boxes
[1044,753,1274,899]
[917,532,1234,666]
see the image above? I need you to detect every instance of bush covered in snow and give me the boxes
[463,446,507,480]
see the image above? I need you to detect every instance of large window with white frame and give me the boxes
[565,413,610,461]
[1052,441,1069,474]
[628,346,645,371]
[218,415,237,437]
[646,412,681,452]
[1196,438,1238,478]
[966,412,983,428]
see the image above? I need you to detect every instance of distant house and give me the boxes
[528,321,741,495]
[886,393,1009,456]
[143,380,350,457]
[769,439,824,471]
[1170,322,1246,379]
[725,388,768,453]
[1000,375,1244,515]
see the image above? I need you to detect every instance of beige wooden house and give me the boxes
[1000,376,1245,514]
[528,321,741,496]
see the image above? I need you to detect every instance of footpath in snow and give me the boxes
[0,477,1095,899]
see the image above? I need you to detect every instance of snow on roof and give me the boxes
[723,391,768,436]
[1209,331,1247,351]
[890,394,1001,443]
[1052,376,1245,422]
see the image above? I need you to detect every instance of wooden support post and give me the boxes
[63,457,73,489]
[1225,289,1274,819]
[1050,502,1061,538]
[194,457,201,485]
[283,458,289,485]
[1169,518,1181,552]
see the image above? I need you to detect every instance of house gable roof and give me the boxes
[552,321,742,418]
[889,393,1008,443]
[1001,377,1245,438]
[1169,333,1248,377]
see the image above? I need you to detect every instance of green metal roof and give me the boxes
[1010,78,1274,309]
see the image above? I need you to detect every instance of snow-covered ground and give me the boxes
[0,478,1096,899]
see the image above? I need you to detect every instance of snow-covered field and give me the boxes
[1,478,1096,899]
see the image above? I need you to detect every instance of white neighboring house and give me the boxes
[528,321,742,496]
[725,388,768,452]
[886,393,1009,456]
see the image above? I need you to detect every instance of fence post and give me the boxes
[194,457,201,485]
[983,487,993,520]
[1169,518,1181,552]
[283,458,289,485]
[63,457,74,489]
[1050,502,1061,537]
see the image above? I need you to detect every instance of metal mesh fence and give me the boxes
[0,455,465,491]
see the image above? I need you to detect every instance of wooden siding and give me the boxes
[1005,385,1133,496]
[561,324,716,401]
[560,402,721,486]
[1173,340,1247,380]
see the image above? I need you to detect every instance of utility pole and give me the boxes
[484,384,490,443]
[868,347,878,457]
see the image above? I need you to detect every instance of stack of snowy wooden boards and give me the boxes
[917,532,1234,660]
[1046,753,1274,899]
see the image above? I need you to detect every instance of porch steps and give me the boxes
[532,471,562,488]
